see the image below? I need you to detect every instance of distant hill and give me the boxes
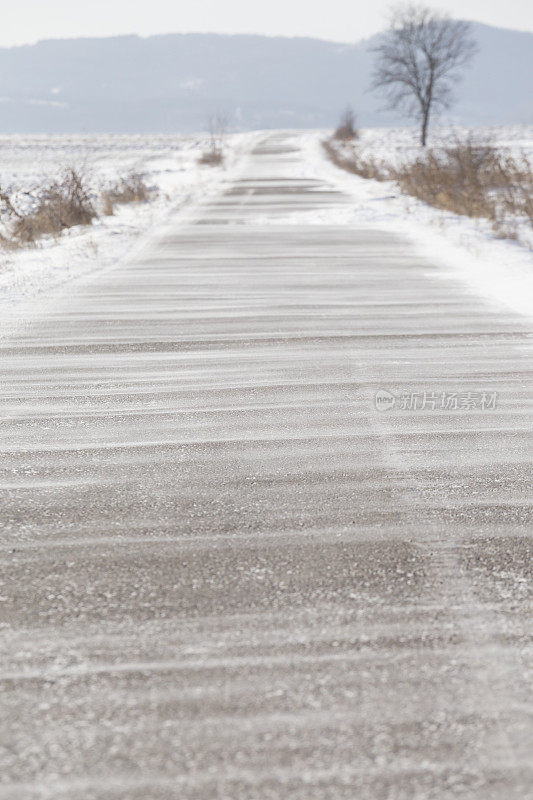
[0,23,531,132]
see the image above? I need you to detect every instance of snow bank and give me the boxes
[293,130,533,322]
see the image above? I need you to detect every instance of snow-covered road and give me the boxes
[1,132,532,799]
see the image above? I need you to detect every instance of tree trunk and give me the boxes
[420,106,430,147]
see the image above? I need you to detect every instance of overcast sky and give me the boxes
[2,0,532,47]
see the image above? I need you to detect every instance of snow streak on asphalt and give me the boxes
[0,133,532,800]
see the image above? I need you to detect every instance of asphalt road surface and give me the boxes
[1,134,532,799]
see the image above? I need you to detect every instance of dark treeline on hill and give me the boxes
[0,23,531,133]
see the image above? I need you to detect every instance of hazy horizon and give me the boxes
[2,17,532,50]
[3,0,532,48]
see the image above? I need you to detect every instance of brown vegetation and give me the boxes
[198,148,224,166]
[393,139,533,236]
[0,168,153,249]
[333,107,359,141]
[324,135,533,240]
[1,168,96,245]
[102,173,151,215]
[322,140,389,181]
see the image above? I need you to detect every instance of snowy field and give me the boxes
[349,124,533,168]
[0,132,254,330]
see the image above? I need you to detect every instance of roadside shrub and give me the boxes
[333,107,359,141]
[102,172,151,215]
[0,167,97,244]
[0,167,155,249]
[198,111,230,166]
[322,139,389,181]
[393,139,497,218]
[324,132,533,240]
[496,154,533,229]
[393,138,533,234]
[198,148,224,166]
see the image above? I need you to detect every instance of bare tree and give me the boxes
[199,111,232,166]
[371,5,477,146]
[208,111,231,155]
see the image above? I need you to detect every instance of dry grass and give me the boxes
[393,138,533,236]
[198,148,224,166]
[322,140,389,181]
[0,168,153,249]
[1,168,97,245]
[324,134,533,239]
[102,173,152,215]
